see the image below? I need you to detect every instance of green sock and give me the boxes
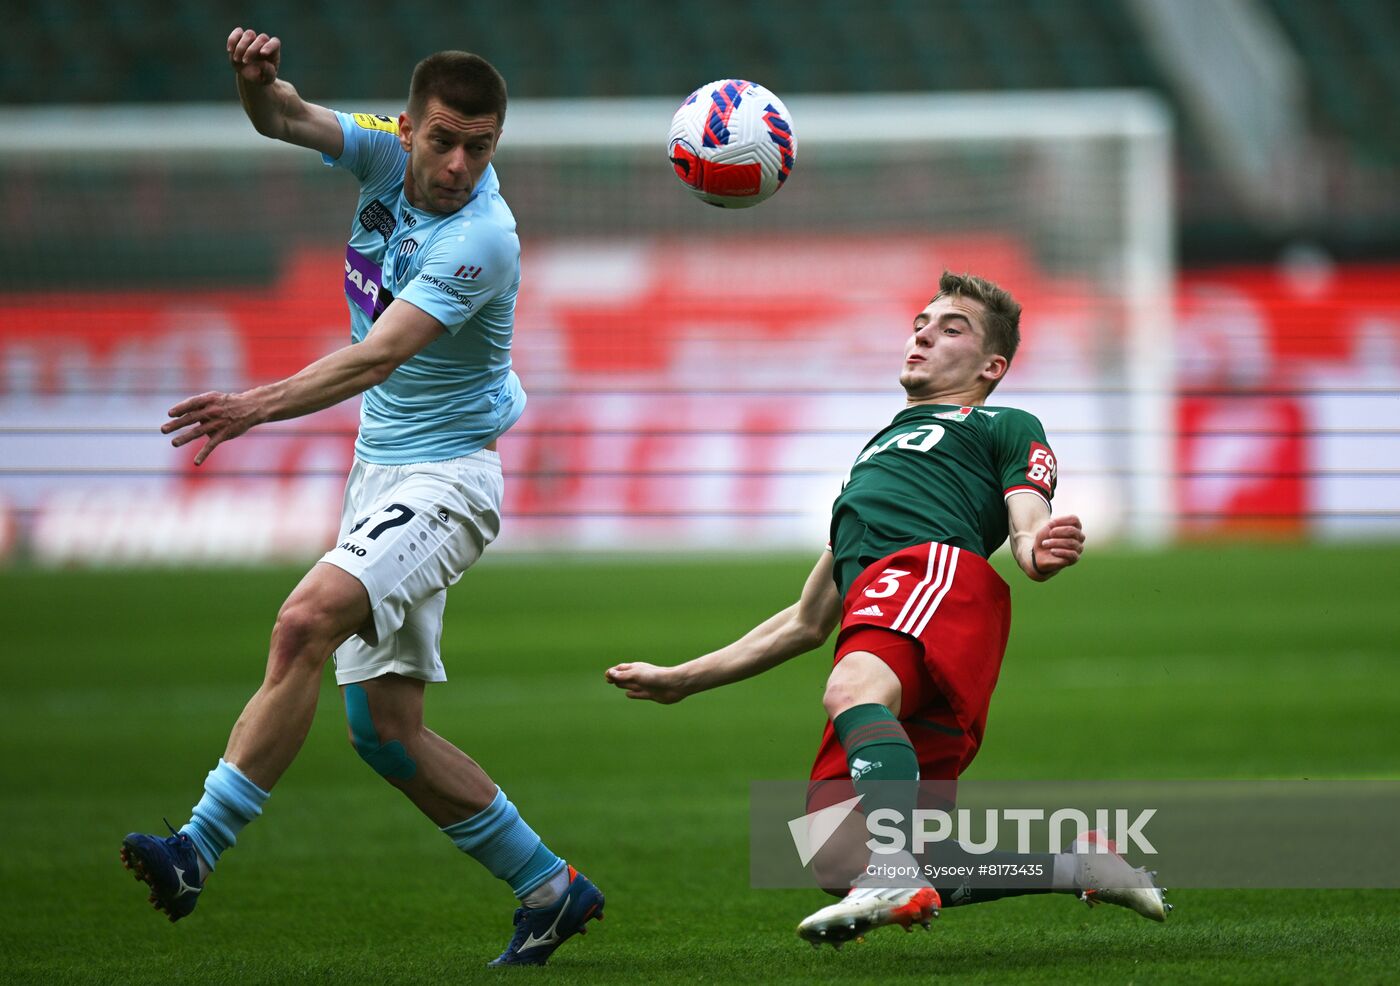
[833,703,920,854]
[922,845,1056,906]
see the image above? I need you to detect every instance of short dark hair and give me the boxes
[407,51,507,125]
[932,270,1022,394]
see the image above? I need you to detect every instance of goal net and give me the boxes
[0,92,1173,564]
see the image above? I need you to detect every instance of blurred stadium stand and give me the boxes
[5,0,1399,261]
[1267,0,1400,167]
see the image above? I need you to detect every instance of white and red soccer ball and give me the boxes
[668,79,796,208]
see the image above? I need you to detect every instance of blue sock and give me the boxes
[180,759,270,871]
[441,788,565,899]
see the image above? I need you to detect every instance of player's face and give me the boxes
[400,97,500,214]
[899,296,1007,402]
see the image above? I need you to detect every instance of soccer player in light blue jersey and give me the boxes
[120,27,603,967]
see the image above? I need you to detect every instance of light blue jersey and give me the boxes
[323,110,526,464]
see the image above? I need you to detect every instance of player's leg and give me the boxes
[821,627,923,858]
[226,562,371,787]
[339,671,503,825]
[120,561,371,921]
[328,453,603,964]
[899,548,1168,920]
[798,628,940,946]
[341,669,599,918]
[804,774,872,896]
[341,671,604,964]
[903,706,1062,909]
[926,813,1169,920]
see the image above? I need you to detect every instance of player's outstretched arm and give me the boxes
[1007,492,1085,581]
[605,551,841,704]
[162,299,443,465]
[227,26,343,157]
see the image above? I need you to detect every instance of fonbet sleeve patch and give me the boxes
[1021,440,1057,499]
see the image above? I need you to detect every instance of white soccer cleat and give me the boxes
[797,884,941,948]
[1069,830,1171,922]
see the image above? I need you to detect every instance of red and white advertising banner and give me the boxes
[1,242,1396,564]
[1177,263,1400,537]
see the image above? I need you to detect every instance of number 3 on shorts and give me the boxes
[349,503,416,541]
[864,568,910,598]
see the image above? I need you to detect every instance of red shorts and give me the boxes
[808,542,1011,800]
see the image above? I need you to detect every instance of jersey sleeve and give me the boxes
[994,409,1057,505]
[321,110,407,186]
[396,222,519,335]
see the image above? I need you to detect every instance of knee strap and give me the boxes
[344,684,417,780]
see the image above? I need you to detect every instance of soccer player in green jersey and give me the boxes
[606,271,1168,945]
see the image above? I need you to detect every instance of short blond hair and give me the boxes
[931,270,1022,394]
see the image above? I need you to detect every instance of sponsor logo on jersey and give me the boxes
[853,604,885,617]
[455,264,482,279]
[357,200,397,241]
[400,210,417,229]
[345,245,388,321]
[345,261,379,302]
[418,273,474,311]
[1025,441,1057,495]
[854,424,947,466]
[393,238,420,285]
[842,423,949,488]
[352,112,398,135]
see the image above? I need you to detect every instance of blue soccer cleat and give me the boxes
[487,865,604,967]
[119,824,205,922]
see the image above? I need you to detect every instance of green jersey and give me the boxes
[830,403,1057,597]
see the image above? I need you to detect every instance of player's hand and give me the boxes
[227,27,281,85]
[605,662,690,704]
[162,390,264,466]
[1031,514,1085,579]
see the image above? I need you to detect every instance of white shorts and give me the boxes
[320,450,503,686]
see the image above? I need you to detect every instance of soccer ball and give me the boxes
[667,79,797,208]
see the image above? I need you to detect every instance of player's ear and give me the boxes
[981,353,1009,385]
[397,112,413,152]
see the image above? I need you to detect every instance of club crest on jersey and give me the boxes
[393,238,420,284]
[933,406,975,422]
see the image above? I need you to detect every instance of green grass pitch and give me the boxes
[1,543,1397,983]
